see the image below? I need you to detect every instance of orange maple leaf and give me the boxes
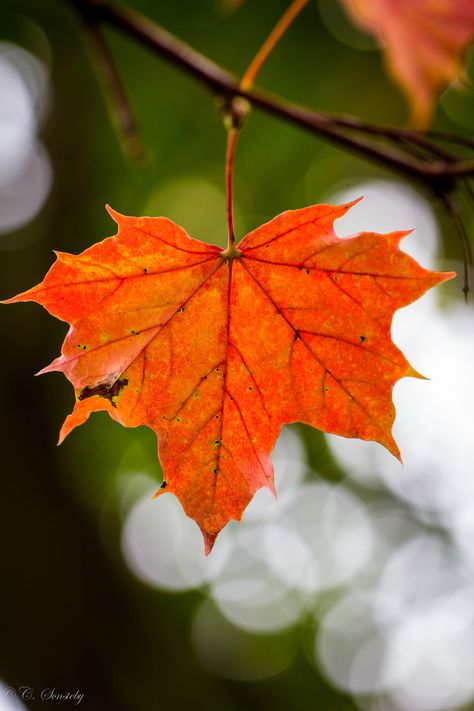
[341,0,474,128]
[5,202,454,552]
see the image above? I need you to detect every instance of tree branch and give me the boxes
[76,4,146,163]
[63,0,474,187]
[440,192,472,301]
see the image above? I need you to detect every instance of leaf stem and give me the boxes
[223,0,308,253]
[240,0,309,91]
[225,128,238,253]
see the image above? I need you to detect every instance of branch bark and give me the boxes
[76,4,145,162]
[63,0,474,186]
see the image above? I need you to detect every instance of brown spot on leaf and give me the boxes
[78,376,129,407]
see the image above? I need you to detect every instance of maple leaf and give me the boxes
[5,201,454,552]
[341,0,474,128]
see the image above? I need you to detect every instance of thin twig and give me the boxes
[76,3,146,163]
[323,115,466,156]
[427,131,474,150]
[241,0,309,91]
[62,0,474,184]
[401,136,454,162]
[440,192,472,301]
[464,179,474,208]
[396,135,438,163]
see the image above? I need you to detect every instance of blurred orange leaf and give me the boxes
[6,202,453,551]
[341,0,474,127]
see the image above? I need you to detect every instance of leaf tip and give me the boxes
[35,357,64,377]
[397,229,415,240]
[386,229,415,248]
[413,369,428,381]
[151,480,168,499]
[106,204,126,224]
[344,196,364,211]
[383,432,402,462]
[52,250,69,262]
[267,480,277,500]
[0,295,17,305]
[1,286,41,305]
[442,270,457,283]
[389,440,402,463]
[57,414,77,445]
[203,531,218,556]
